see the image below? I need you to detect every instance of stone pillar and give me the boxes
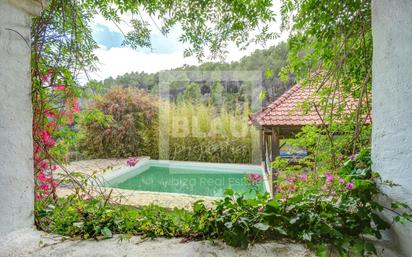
[0,0,45,235]
[372,0,412,256]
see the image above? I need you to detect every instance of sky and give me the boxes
[86,5,287,83]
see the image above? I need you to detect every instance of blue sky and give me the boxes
[87,9,286,82]
[92,23,182,54]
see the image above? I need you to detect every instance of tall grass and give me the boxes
[163,102,259,164]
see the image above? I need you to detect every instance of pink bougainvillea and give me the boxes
[126,157,139,166]
[246,173,262,185]
[53,85,65,91]
[345,182,354,190]
[33,70,80,201]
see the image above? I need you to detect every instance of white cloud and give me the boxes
[88,46,198,81]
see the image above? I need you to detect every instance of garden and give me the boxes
[28,0,412,257]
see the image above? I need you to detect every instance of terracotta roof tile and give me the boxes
[249,84,365,127]
[249,84,321,126]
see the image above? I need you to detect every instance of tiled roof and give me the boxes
[250,84,322,126]
[250,82,372,128]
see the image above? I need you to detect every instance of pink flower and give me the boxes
[338,178,344,184]
[39,184,49,191]
[44,110,59,119]
[72,98,80,112]
[81,192,92,201]
[325,172,334,182]
[288,186,296,193]
[286,176,296,183]
[53,85,65,91]
[345,182,354,190]
[246,173,262,184]
[35,193,43,201]
[326,175,334,182]
[37,173,47,182]
[40,130,55,147]
[298,174,308,182]
[38,160,48,170]
[258,206,264,212]
[127,157,139,167]
[41,75,49,82]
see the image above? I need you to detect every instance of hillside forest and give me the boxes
[77,42,294,163]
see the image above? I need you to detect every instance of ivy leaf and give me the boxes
[302,232,312,241]
[274,226,288,235]
[101,227,113,238]
[394,213,411,224]
[391,201,409,209]
[225,222,233,229]
[289,216,299,224]
[253,223,270,231]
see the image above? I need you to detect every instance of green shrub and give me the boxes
[77,86,159,159]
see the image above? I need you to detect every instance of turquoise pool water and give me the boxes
[104,161,265,197]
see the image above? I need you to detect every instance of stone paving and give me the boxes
[0,230,317,257]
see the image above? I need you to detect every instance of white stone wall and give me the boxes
[372,0,412,256]
[0,0,39,234]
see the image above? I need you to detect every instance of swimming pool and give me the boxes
[101,160,268,197]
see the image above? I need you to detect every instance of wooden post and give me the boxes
[259,128,268,175]
[271,128,280,194]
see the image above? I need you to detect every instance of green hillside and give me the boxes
[89,42,294,110]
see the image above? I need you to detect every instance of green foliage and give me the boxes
[35,196,194,240]
[77,89,258,163]
[178,83,202,103]
[38,0,276,60]
[78,87,159,159]
[191,189,272,249]
[36,150,412,256]
[277,125,371,171]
